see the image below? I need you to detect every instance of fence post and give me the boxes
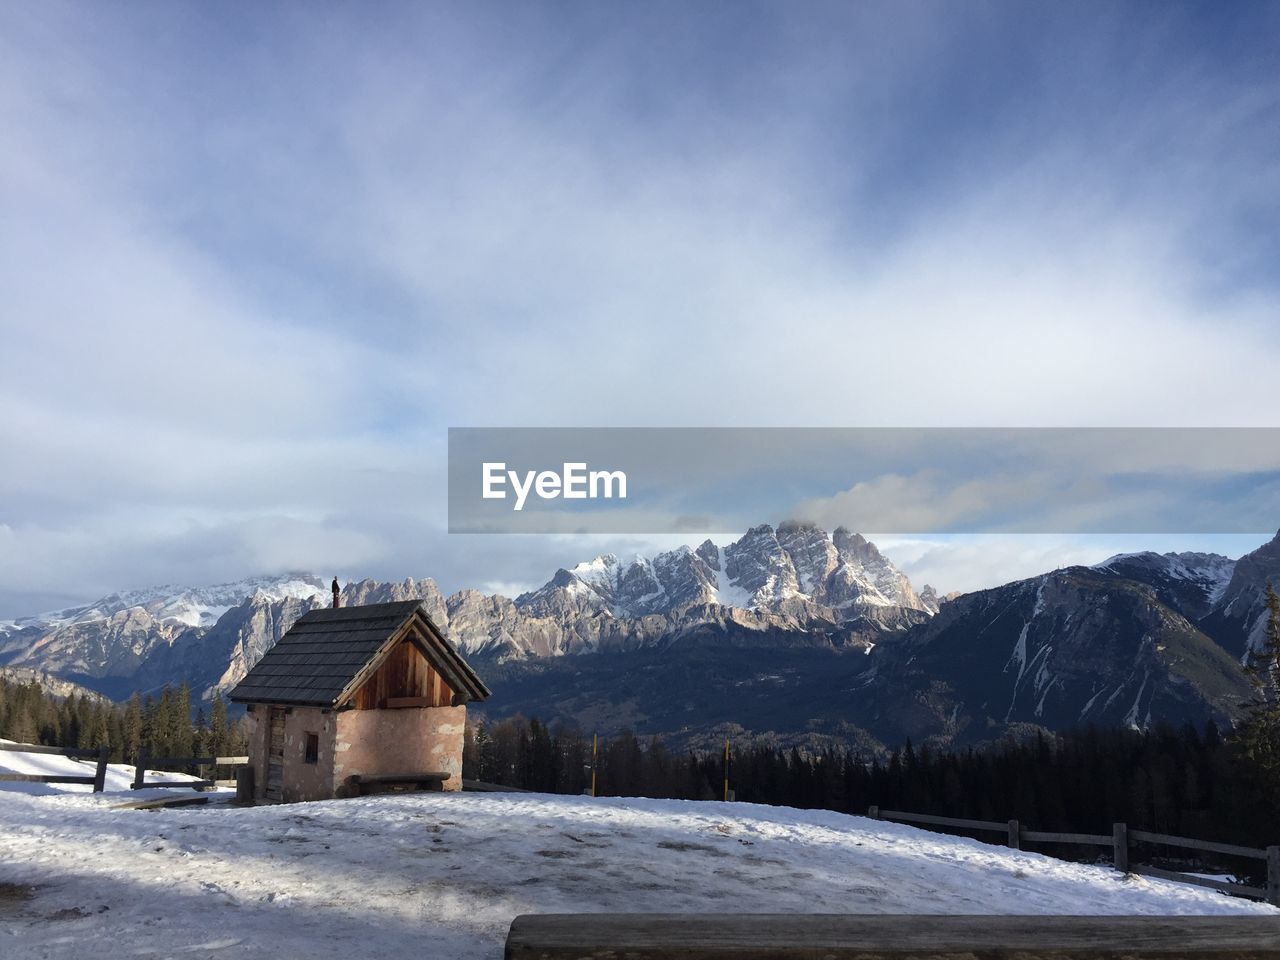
[235,764,255,804]
[1267,846,1279,907]
[93,745,109,793]
[867,805,879,820]
[1007,819,1020,850]
[132,748,148,790]
[1113,823,1129,874]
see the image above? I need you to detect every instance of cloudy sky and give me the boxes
[2,2,1278,617]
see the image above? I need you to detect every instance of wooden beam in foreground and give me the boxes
[111,796,210,811]
[504,914,1280,960]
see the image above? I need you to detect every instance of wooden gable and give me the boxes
[348,631,456,710]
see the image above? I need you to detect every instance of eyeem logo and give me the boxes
[482,462,627,511]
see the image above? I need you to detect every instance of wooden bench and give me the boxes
[504,914,1280,959]
[347,772,451,795]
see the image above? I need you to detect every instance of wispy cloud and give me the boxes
[1,2,1277,614]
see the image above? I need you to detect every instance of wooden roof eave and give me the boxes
[327,608,489,709]
[330,618,417,709]
[413,610,491,702]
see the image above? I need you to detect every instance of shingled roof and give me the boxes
[228,600,489,708]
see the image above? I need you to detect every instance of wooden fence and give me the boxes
[0,741,110,792]
[0,741,247,793]
[867,806,1280,906]
[131,748,248,790]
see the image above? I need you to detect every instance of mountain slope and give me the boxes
[1197,531,1280,661]
[856,568,1253,745]
[1094,552,1235,623]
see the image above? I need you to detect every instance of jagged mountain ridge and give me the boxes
[485,554,1266,752]
[515,522,933,620]
[0,524,932,700]
[4,527,1279,751]
[0,575,330,687]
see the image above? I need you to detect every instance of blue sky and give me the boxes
[1,2,1278,615]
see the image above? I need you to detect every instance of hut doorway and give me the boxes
[266,707,286,801]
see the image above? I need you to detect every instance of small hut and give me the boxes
[229,597,489,802]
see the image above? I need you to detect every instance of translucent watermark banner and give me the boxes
[447,427,1280,534]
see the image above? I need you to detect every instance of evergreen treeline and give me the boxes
[464,717,1279,853]
[0,676,246,762]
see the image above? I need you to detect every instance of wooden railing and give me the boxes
[0,742,109,792]
[867,806,1280,905]
[0,742,249,794]
[131,748,248,790]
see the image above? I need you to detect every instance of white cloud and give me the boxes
[0,4,1277,614]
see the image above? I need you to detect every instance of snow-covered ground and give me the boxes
[0,753,1273,959]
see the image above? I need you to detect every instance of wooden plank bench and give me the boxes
[504,914,1280,959]
[347,772,451,795]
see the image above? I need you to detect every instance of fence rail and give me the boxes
[867,806,1280,906]
[131,748,248,790]
[0,742,109,792]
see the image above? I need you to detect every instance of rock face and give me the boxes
[0,667,113,703]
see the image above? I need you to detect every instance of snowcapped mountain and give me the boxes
[5,526,1280,751]
[0,575,328,693]
[516,522,929,622]
[0,526,928,702]
[1093,538,1280,665]
[4,574,328,633]
[1093,551,1235,622]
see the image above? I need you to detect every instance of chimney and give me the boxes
[331,577,340,609]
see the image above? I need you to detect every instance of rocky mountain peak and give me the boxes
[510,522,930,626]
[833,527,880,563]
[919,584,941,614]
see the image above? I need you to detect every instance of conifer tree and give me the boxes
[210,695,230,758]
[123,693,143,760]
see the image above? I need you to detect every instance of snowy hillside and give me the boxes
[0,774,1272,959]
